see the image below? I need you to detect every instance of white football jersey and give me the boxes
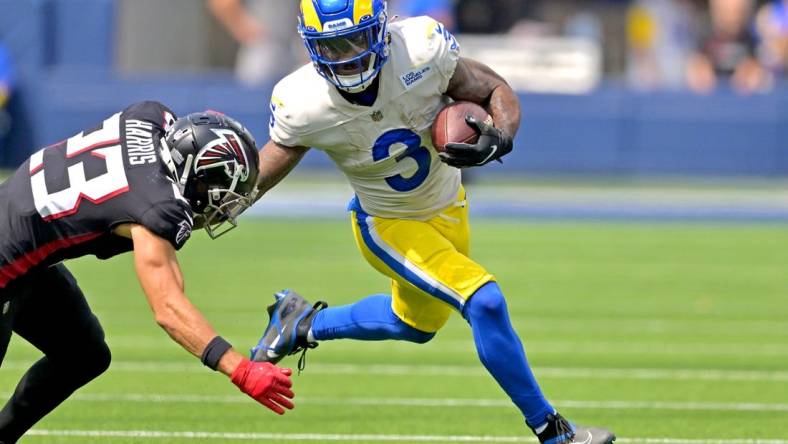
[269,16,462,220]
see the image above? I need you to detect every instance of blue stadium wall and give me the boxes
[2,0,787,177]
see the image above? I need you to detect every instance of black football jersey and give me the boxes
[0,101,194,290]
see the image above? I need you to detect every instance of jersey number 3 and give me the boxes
[373,129,431,192]
[30,113,129,221]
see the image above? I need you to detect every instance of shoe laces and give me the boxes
[552,414,576,444]
[291,301,328,374]
[555,417,575,442]
[538,413,576,444]
[295,340,319,374]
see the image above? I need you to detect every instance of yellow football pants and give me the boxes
[350,188,495,332]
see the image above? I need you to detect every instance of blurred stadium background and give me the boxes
[1,0,787,220]
[1,1,787,443]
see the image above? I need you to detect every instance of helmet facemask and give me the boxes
[196,167,259,240]
[300,9,389,93]
[187,129,258,239]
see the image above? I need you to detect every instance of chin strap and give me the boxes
[159,136,193,196]
[334,61,379,93]
[159,137,179,181]
[177,154,194,195]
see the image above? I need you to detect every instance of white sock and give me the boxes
[307,329,316,343]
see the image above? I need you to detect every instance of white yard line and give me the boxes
[2,361,787,382]
[305,364,788,382]
[534,367,788,382]
[97,338,788,357]
[27,429,533,442]
[25,392,788,413]
[25,429,788,444]
[628,441,788,444]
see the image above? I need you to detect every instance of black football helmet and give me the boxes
[160,112,259,239]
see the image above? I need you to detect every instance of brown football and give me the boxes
[431,101,493,152]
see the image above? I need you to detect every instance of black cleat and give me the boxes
[535,412,616,444]
[250,290,327,370]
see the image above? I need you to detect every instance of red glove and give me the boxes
[231,358,295,414]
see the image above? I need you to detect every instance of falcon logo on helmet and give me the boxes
[161,112,260,239]
[195,129,252,184]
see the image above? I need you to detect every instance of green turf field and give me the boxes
[2,219,786,443]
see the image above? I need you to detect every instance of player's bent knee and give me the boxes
[74,322,112,379]
[394,319,436,344]
[90,340,112,374]
[464,282,507,321]
[78,339,112,380]
[407,329,436,344]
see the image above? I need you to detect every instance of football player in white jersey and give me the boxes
[251,1,615,443]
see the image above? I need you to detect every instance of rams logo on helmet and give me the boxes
[298,0,389,93]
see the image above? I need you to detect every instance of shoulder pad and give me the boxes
[269,65,340,147]
[122,101,177,131]
[389,16,460,68]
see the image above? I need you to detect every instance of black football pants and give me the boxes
[0,264,111,443]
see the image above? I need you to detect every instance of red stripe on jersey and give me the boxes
[29,163,44,175]
[0,232,103,289]
[42,185,131,222]
[67,139,121,158]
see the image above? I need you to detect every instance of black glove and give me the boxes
[439,115,513,168]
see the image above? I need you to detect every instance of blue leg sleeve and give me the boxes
[463,282,555,429]
[311,294,435,344]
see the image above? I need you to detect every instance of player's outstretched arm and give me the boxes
[118,223,295,414]
[255,140,310,199]
[440,58,520,168]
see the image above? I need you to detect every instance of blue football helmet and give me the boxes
[298,0,389,93]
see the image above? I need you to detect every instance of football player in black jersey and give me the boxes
[0,101,294,442]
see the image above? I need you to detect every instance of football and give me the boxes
[431,101,493,152]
